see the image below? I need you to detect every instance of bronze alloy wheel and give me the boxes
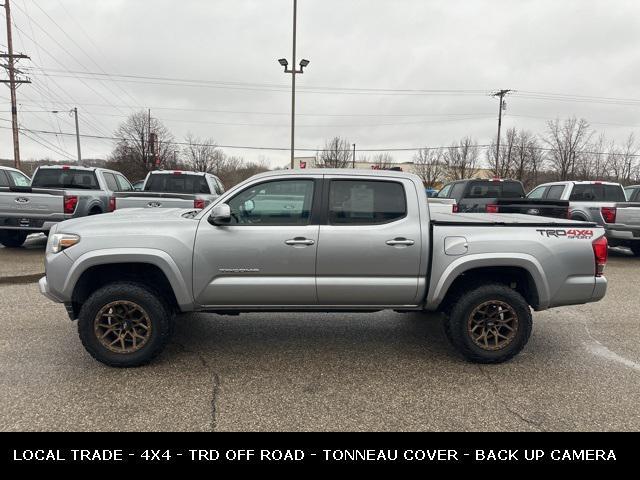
[467,300,519,351]
[94,301,152,354]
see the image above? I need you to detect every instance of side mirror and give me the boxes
[208,203,231,226]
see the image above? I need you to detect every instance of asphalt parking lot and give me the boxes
[1,239,639,431]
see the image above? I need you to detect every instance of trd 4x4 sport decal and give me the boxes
[536,229,594,239]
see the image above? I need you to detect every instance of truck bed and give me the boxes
[431,212,596,227]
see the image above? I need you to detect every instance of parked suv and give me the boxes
[0,165,133,247]
[528,181,640,255]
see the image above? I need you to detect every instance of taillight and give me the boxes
[452,204,459,213]
[486,204,499,213]
[592,236,608,277]
[108,196,116,212]
[63,195,78,214]
[601,207,616,224]
[194,199,205,209]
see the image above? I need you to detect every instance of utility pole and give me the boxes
[277,0,309,169]
[352,143,356,168]
[2,0,30,170]
[72,107,81,162]
[493,89,512,177]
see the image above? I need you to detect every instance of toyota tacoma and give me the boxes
[39,170,608,367]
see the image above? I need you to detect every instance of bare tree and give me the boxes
[444,137,479,180]
[543,117,592,181]
[317,136,352,168]
[109,111,178,180]
[412,148,445,187]
[488,127,517,178]
[182,133,226,174]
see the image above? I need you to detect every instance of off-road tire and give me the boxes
[78,282,173,367]
[444,283,532,364]
[0,230,28,248]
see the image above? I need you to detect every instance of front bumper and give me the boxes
[39,276,64,303]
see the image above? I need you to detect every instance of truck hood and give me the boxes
[56,207,198,233]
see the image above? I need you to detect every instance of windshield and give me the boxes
[31,168,99,189]
[144,173,210,194]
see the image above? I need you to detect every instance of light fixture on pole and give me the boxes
[278,0,310,169]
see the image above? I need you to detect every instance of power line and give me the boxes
[2,122,639,157]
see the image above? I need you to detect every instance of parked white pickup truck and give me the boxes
[114,170,224,210]
[39,169,608,367]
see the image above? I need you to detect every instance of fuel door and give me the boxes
[445,236,468,256]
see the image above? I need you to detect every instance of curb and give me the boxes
[0,273,44,285]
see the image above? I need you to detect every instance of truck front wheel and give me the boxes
[77,282,173,367]
[0,230,28,248]
[444,284,532,364]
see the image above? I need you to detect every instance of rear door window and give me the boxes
[436,183,453,198]
[115,174,133,191]
[328,180,406,225]
[546,185,565,200]
[7,170,30,187]
[527,186,547,199]
[103,173,119,192]
[144,173,211,194]
[32,168,99,189]
[0,170,8,187]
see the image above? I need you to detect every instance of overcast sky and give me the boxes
[2,0,639,168]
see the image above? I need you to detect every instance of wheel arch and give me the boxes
[64,249,194,317]
[427,254,550,312]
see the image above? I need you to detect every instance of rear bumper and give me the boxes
[591,276,607,303]
[1,215,66,232]
[547,275,607,308]
[606,224,640,244]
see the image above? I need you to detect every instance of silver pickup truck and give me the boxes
[0,165,133,247]
[114,170,224,210]
[528,180,640,256]
[39,169,608,367]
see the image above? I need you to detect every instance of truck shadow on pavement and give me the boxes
[168,310,457,365]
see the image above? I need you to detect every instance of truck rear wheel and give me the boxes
[77,282,173,367]
[0,230,28,248]
[444,283,532,364]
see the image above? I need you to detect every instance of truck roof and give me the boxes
[149,170,209,176]
[250,168,421,181]
[540,180,622,187]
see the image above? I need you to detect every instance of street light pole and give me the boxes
[291,0,296,170]
[52,107,82,162]
[72,107,81,162]
[278,0,309,169]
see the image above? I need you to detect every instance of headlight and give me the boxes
[49,233,80,254]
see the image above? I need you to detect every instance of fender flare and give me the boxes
[62,248,194,310]
[426,253,551,311]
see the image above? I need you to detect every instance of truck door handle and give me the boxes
[386,237,415,246]
[285,237,315,246]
